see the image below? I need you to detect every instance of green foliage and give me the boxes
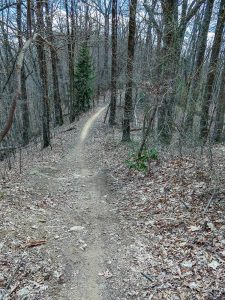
[0,191,5,199]
[125,147,159,172]
[74,45,94,112]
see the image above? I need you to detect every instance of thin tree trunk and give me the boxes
[102,12,110,90]
[109,0,118,126]
[65,0,76,122]
[17,0,30,146]
[45,0,63,126]
[122,0,138,142]
[36,0,50,148]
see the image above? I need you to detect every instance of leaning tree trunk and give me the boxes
[109,0,118,126]
[122,0,138,142]
[0,34,38,143]
[36,0,50,148]
[200,0,225,141]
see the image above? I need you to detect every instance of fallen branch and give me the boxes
[25,239,47,248]
[103,104,110,123]
[204,187,217,214]
[64,126,76,132]
[130,128,142,131]
[140,272,153,282]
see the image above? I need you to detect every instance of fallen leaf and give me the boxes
[189,225,201,231]
[208,260,220,270]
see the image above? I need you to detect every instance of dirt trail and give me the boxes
[49,106,114,299]
[1,106,129,300]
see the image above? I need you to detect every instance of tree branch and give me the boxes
[0,2,17,12]
[185,0,205,24]
[143,0,162,35]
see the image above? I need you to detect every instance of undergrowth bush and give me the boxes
[125,147,159,172]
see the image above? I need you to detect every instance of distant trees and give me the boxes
[0,0,225,152]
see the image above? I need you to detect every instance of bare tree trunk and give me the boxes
[185,0,214,131]
[45,0,63,127]
[65,0,76,122]
[109,0,118,126]
[122,0,138,142]
[17,0,30,146]
[102,12,110,90]
[213,60,225,142]
[200,0,225,141]
[36,0,50,148]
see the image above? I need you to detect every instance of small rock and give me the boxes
[181,260,193,268]
[0,288,6,300]
[189,282,198,289]
[17,287,30,299]
[208,260,220,270]
[69,226,84,232]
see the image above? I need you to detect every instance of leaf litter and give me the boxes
[1,109,225,299]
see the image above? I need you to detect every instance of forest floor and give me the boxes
[1,104,225,300]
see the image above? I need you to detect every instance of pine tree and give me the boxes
[74,45,94,113]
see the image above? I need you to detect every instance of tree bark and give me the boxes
[200,0,225,141]
[122,0,138,142]
[36,0,50,148]
[212,61,225,142]
[65,0,76,122]
[185,0,214,131]
[109,0,118,126]
[17,0,30,146]
[45,0,63,127]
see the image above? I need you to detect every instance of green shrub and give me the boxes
[125,147,159,172]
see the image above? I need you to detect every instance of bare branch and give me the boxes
[0,2,17,12]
